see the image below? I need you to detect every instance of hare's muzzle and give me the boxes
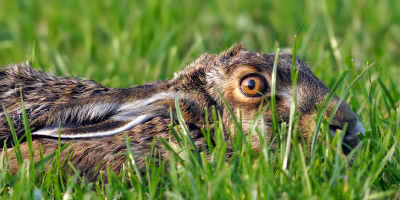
[329,121,365,154]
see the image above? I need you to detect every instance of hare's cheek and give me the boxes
[298,114,317,143]
[248,121,275,151]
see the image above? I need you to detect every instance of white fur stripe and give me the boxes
[113,92,179,120]
[32,115,153,138]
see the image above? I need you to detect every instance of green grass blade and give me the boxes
[19,90,36,184]
[270,48,281,136]
[2,107,23,167]
[283,35,299,170]
[329,62,375,122]
[34,141,72,170]
[310,69,348,158]
[174,97,203,169]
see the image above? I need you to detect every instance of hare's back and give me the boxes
[0,63,110,143]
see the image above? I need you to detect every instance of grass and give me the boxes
[1,0,400,199]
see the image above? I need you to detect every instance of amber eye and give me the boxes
[239,74,268,97]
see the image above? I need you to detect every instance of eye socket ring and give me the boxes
[239,74,269,97]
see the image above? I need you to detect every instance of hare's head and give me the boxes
[200,44,364,152]
[15,44,363,154]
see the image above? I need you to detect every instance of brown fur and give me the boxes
[0,44,362,182]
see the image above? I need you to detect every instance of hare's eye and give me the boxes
[239,74,268,97]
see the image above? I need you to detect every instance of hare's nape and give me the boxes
[26,69,212,141]
[29,93,178,139]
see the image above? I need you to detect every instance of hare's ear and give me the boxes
[218,43,244,61]
[30,93,178,139]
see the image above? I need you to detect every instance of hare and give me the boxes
[0,44,364,182]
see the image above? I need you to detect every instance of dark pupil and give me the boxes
[247,80,256,90]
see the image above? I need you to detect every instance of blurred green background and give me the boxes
[0,0,399,122]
